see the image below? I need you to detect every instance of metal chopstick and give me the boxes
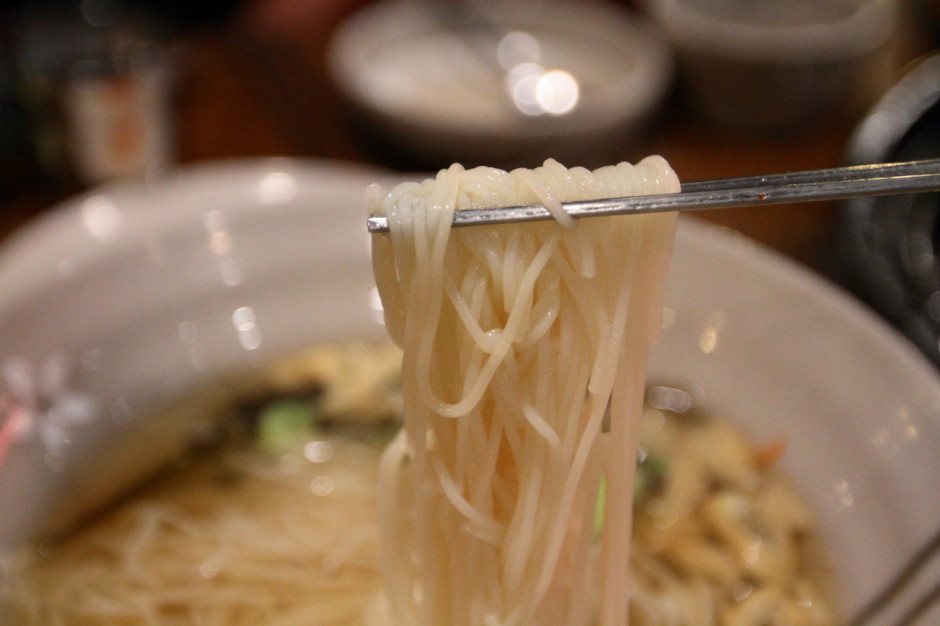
[366,158,940,233]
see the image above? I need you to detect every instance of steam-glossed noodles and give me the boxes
[370,157,679,625]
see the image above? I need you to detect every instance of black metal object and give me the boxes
[837,52,940,366]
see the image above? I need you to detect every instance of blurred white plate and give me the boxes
[327,0,672,168]
[1,159,939,622]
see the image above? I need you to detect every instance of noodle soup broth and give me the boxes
[1,343,839,625]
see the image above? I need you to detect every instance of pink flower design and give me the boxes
[0,353,99,469]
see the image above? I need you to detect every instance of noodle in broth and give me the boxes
[0,346,838,624]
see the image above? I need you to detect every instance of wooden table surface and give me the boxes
[0,1,929,276]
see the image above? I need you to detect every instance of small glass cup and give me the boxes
[11,0,176,185]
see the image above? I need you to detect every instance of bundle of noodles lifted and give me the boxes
[370,157,680,626]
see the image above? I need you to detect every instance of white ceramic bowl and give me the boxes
[645,0,898,132]
[327,0,673,168]
[1,159,940,622]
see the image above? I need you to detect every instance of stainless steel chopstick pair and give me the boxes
[366,158,940,233]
